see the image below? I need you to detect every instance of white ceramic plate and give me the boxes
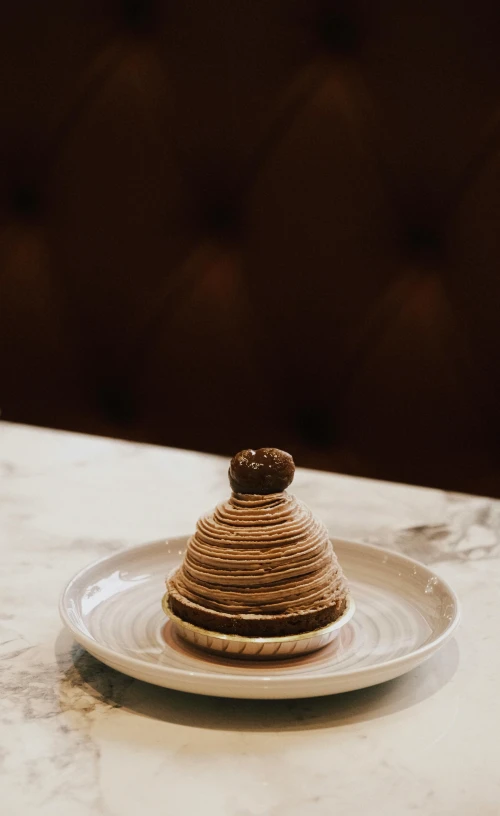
[60,537,460,699]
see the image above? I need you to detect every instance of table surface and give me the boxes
[0,422,498,816]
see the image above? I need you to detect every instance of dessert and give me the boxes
[166,448,349,638]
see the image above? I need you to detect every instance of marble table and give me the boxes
[1,421,499,816]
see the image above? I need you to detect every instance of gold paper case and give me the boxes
[162,592,355,660]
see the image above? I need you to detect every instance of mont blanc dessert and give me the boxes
[166,448,349,639]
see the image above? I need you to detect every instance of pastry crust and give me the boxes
[167,579,347,637]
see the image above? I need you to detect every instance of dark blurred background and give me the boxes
[2,1,500,496]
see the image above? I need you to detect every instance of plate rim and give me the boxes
[59,536,461,689]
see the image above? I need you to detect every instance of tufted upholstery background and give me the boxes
[2,1,500,495]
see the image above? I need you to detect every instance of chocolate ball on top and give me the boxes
[228,447,295,494]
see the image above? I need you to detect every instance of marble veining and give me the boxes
[1,421,499,815]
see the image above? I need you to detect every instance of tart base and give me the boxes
[163,591,355,660]
[167,580,348,637]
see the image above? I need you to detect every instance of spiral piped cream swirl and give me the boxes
[169,491,347,615]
